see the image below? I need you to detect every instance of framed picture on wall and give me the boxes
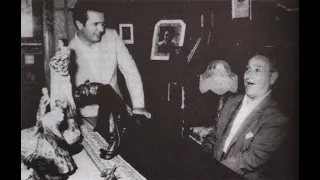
[231,0,252,19]
[150,20,186,61]
[119,23,134,44]
[21,0,43,43]
[24,54,35,65]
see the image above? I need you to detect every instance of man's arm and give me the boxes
[201,96,238,154]
[114,30,144,108]
[113,30,151,118]
[221,113,289,175]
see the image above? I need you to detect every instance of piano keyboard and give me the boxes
[81,121,147,180]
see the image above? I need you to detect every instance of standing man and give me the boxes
[202,55,289,179]
[69,0,151,127]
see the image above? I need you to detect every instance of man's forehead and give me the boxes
[248,57,270,68]
[87,10,105,21]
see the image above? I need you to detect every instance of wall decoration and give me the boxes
[150,20,186,61]
[21,0,33,38]
[24,54,35,65]
[21,0,44,43]
[119,23,134,44]
[232,0,252,19]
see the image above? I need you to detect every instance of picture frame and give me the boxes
[21,45,43,66]
[231,0,252,19]
[150,20,186,61]
[119,23,134,44]
[24,54,35,65]
[21,0,44,43]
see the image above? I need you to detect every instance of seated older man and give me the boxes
[202,55,290,180]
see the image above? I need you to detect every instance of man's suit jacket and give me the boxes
[213,94,289,180]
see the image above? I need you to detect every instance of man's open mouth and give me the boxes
[246,82,255,85]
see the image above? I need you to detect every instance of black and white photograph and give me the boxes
[119,23,134,44]
[24,54,35,65]
[21,0,33,38]
[21,0,299,180]
[231,0,252,19]
[150,19,186,60]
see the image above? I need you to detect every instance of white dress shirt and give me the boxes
[222,91,271,153]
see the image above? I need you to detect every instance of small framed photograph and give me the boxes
[24,54,35,65]
[119,23,134,44]
[150,20,186,61]
[232,0,252,19]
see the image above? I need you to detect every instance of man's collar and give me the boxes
[243,90,272,106]
[74,32,97,49]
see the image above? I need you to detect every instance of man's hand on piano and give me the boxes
[132,108,152,119]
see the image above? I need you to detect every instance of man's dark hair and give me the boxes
[72,0,105,27]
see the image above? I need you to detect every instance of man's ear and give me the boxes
[75,20,84,30]
[270,71,279,85]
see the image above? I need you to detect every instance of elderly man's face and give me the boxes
[244,56,277,99]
